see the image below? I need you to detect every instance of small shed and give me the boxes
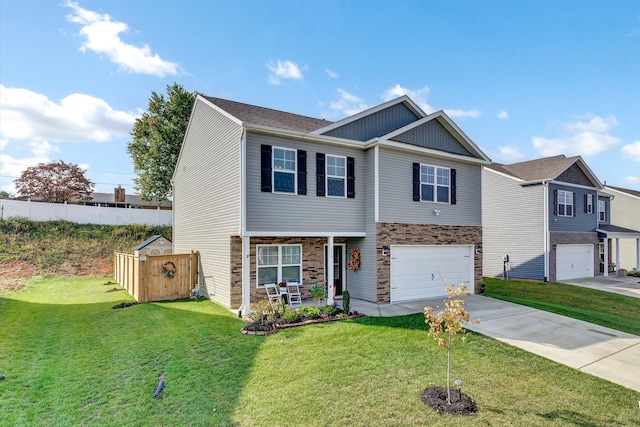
[134,235,172,256]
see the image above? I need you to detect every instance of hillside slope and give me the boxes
[0,218,171,281]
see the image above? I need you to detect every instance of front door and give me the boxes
[324,245,344,298]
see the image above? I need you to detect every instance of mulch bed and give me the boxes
[421,386,478,416]
[241,312,366,335]
[112,302,139,309]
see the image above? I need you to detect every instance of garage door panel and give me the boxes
[391,246,473,302]
[556,244,593,281]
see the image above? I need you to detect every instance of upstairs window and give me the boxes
[421,164,450,203]
[326,155,346,197]
[598,200,606,222]
[585,194,594,214]
[261,145,307,195]
[556,190,574,217]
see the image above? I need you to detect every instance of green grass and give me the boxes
[483,277,640,336]
[1,278,639,426]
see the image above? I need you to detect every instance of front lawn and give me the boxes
[483,277,640,336]
[1,277,639,426]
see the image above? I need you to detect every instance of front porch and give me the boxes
[597,224,640,277]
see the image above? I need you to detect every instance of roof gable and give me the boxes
[319,101,421,141]
[491,155,603,188]
[556,163,594,187]
[203,96,331,133]
[390,118,474,157]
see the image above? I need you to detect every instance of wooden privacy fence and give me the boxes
[114,251,199,302]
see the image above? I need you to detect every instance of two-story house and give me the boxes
[601,185,640,273]
[482,155,630,282]
[172,95,490,314]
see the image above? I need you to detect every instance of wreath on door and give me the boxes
[349,248,361,272]
[162,261,176,278]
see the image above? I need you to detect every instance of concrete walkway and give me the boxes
[350,295,640,392]
[564,274,640,299]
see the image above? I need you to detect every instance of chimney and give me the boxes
[114,186,126,203]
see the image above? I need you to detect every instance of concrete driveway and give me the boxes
[563,274,640,298]
[351,295,640,392]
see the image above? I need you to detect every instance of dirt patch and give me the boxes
[0,260,37,280]
[421,386,478,416]
[0,279,26,292]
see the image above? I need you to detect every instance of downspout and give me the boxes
[239,127,250,317]
[543,181,549,281]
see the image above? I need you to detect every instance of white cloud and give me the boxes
[381,84,481,118]
[0,85,136,143]
[326,69,339,78]
[532,114,621,157]
[621,140,640,163]
[489,145,527,163]
[625,176,640,185]
[0,153,50,193]
[382,84,434,113]
[28,141,60,157]
[497,110,509,120]
[266,60,304,85]
[65,1,180,77]
[329,89,369,116]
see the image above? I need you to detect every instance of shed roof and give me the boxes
[134,235,171,251]
[203,96,332,133]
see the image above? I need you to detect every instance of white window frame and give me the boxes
[420,164,450,204]
[272,147,297,194]
[598,200,606,222]
[326,154,346,198]
[586,194,594,214]
[256,244,302,287]
[557,190,573,217]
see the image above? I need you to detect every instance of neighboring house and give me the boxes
[602,185,640,272]
[134,235,173,256]
[173,95,490,314]
[482,155,638,282]
[79,186,172,210]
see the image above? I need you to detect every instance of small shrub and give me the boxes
[281,308,299,323]
[627,269,640,278]
[342,290,350,314]
[250,300,275,325]
[299,305,321,318]
[320,305,340,316]
[310,283,328,305]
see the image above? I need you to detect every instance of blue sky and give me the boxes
[1,0,639,195]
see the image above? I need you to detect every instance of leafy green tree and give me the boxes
[0,191,13,199]
[128,83,196,201]
[13,160,94,203]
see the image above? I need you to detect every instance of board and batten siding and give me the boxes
[346,147,378,302]
[378,147,482,226]
[482,168,545,280]
[173,99,243,308]
[548,183,598,232]
[245,133,365,234]
[322,102,419,142]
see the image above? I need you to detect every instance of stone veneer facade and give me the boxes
[229,236,346,309]
[376,223,483,303]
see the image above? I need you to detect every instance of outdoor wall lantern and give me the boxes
[552,244,557,250]
[476,244,482,254]
[382,246,390,256]
[433,209,441,216]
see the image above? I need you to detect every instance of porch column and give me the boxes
[603,237,609,277]
[327,236,334,306]
[241,236,251,316]
[615,238,620,272]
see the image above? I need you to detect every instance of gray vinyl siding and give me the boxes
[378,147,482,226]
[391,120,474,157]
[173,99,243,308]
[482,168,545,280]
[346,148,377,302]
[245,133,365,233]
[322,103,419,141]
[548,183,598,232]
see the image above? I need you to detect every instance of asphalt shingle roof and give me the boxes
[606,185,640,198]
[494,155,580,181]
[204,96,332,133]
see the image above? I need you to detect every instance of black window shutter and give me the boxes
[553,189,558,215]
[297,150,307,195]
[412,163,420,201]
[261,145,272,192]
[451,168,457,205]
[572,192,576,217]
[347,157,355,198]
[316,153,326,197]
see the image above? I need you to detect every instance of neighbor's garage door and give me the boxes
[556,244,594,281]
[390,245,473,303]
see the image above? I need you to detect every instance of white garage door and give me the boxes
[390,245,473,302]
[556,244,594,281]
